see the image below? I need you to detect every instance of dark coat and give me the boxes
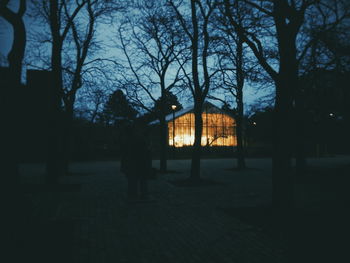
[120,135,152,178]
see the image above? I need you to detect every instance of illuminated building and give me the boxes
[150,102,237,147]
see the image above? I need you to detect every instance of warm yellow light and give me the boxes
[168,112,237,147]
[169,135,194,147]
[182,135,194,145]
[171,105,177,110]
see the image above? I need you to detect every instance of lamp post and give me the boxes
[171,105,177,149]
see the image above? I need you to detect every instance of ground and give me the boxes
[10,156,350,263]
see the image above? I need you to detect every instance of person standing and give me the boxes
[120,122,152,202]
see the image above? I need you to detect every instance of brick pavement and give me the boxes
[17,157,350,263]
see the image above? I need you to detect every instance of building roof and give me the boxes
[149,101,233,125]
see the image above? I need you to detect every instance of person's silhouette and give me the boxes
[120,122,152,201]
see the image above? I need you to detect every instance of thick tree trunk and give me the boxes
[0,1,26,255]
[2,74,20,185]
[0,0,26,187]
[159,113,168,172]
[295,81,307,176]
[46,0,63,184]
[46,88,63,184]
[1,73,21,259]
[190,103,203,181]
[272,92,294,213]
[272,75,295,213]
[272,79,295,251]
[61,103,74,175]
[271,2,304,212]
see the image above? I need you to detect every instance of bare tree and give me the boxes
[169,0,219,181]
[45,0,86,182]
[0,0,26,250]
[78,84,109,124]
[224,0,350,211]
[0,0,26,187]
[28,0,120,179]
[117,0,184,173]
[213,0,261,170]
[60,0,119,173]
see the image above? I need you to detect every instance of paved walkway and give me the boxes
[16,157,350,263]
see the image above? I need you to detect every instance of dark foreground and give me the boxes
[8,157,350,263]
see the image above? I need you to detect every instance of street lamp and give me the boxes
[171,105,177,148]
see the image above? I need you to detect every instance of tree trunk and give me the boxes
[271,2,304,212]
[272,94,293,213]
[0,0,26,187]
[272,76,295,213]
[190,103,203,181]
[46,90,63,184]
[159,85,168,173]
[159,113,168,172]
[189,0,203,182]
[61,102,74,175]
[46,0,63,184]
[236,94,246,170]
[295,79,307,177]
[0,1,26,254]
[235,38,246,170]
[2,74,20,186]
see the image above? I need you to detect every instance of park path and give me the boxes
[18,157,350,263]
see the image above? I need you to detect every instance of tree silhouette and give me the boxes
[214,0,260,170]
[0,0,26,251]
[100,89,138,126]
[30,0,120,180]
[117,0,184,172]
[152,90,183,119]
[0,0,26,86]
[170,0,219,181]
[0,0,26,186]
[224,0,350,211]
[45,0,86,183]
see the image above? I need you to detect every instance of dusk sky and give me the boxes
[0,0,273,114]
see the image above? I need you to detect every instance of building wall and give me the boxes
[168,112,237,147]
